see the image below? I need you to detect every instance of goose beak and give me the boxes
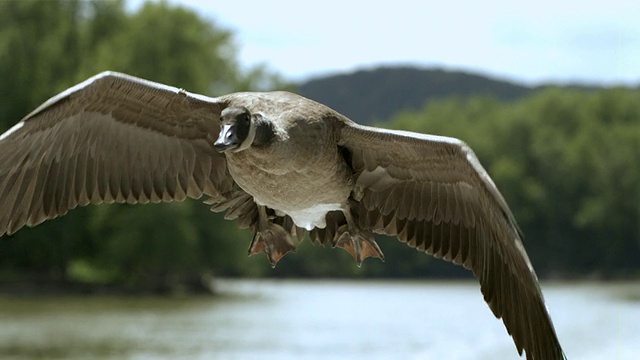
[214,124,238,152]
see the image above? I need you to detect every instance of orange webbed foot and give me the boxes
[248,223,295,267]
[335,226,385,267]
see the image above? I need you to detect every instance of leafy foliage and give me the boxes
[0,0,280,291]
[390,89,640,277]
[1,1,638,293]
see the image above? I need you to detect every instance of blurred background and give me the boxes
[0,1,638,359]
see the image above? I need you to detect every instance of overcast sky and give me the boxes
[131,0,640,86]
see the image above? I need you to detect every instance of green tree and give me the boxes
[388,89,640,277]
[2,1,638,288]
[0,0,285,291]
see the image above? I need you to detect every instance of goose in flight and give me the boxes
[0,71,565,359]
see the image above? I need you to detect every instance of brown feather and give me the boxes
[339,122,565,359]
[0,71,564,359]
[0,72,235,237]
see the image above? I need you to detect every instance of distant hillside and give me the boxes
[297,66,533,124]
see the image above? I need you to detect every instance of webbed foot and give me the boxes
[249,207,296,267]
[335,224,385,267]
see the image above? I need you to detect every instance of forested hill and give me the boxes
[1,1,638,294]
[297,66,534,124]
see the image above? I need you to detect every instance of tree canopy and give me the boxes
[389,89,640,277]
[0,0,282,292]
[1,0,638,293]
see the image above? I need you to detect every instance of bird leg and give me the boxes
[248,205,295,267]
[335,207,385,267]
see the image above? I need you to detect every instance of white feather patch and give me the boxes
[0,122,24,141]
[287,203,344,230]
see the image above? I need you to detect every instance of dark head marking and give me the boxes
[214,106,253,152]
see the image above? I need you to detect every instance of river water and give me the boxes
[0,280,637,359]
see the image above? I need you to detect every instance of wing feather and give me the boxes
[338,121,565,360]
[0,72,236,237]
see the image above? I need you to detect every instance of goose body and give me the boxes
[218,92,352,230]
[0,71,565,359]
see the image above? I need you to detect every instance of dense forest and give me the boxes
[0,0,638,293]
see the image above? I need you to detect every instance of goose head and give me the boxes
[214,106,257,152]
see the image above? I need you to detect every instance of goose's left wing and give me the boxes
[0,72,235,237]
[338,121,565,360]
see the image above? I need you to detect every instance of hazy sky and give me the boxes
[131,0,640,85]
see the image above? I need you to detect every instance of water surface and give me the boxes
[0,280,637,359]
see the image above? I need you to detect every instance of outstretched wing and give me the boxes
[338,121,565,360]
[0,71,235,236]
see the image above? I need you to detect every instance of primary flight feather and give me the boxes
[0,71,565,359]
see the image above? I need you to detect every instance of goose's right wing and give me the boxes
[337,121,565,360]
